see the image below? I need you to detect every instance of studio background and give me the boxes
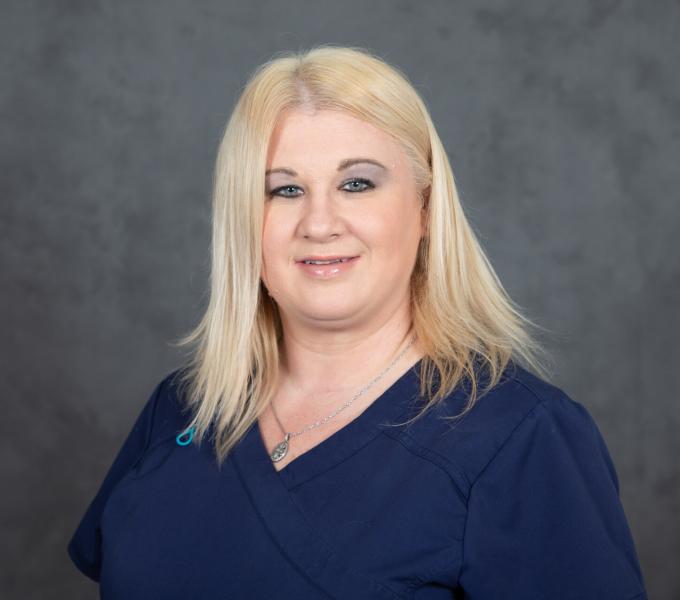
[2,1,678,598]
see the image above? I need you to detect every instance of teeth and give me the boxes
[304,258,348,265]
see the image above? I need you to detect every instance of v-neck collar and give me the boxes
[229,358,424,599]
[234,357,424,490]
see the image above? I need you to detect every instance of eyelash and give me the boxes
[267,178,375,198]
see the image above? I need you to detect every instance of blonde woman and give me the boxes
[67,46,647,599]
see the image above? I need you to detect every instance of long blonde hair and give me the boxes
[171,45,554,466]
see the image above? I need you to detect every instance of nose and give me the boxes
[297,186,344,241]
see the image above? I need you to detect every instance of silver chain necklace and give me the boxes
[268,332,417,463]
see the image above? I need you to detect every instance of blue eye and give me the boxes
[268,184,302,198]
[341,178,374,192]
[267,178,375,199]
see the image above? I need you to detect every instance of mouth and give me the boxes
[295,255,361,279]
[296,255,359,265]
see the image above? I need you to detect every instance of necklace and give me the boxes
[268,332,417,463]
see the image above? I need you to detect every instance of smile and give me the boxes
[302,258,353,265]
[296,256,360,279]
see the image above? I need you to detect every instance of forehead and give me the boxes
[266,108,403,171]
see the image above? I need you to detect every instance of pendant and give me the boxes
[270,433,291,462]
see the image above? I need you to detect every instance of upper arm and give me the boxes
[66,377,166,582]
[458,394,647,599]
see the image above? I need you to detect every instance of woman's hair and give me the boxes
[171,44,554,466]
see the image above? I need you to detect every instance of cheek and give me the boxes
[366,208,418,256]
[261,214,285,264]
[261,224,280,285]
[261,233,275,261]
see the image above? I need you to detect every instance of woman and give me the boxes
[67,45,647,599]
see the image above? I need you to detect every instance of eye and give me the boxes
[341,178,375,193]
[268,184,303,198]
[266,178,375,199]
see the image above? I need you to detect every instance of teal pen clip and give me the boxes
[176,425,196,446]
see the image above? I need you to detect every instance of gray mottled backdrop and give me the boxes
[2,1,678,598]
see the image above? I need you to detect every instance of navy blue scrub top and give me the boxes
[67,361,648,599]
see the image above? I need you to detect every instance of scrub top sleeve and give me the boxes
[67,378,165,582]
[459,393,648,599]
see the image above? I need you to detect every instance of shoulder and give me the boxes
[144,368,192,445]
[118,367,192,457]
[441,366,647,597]
[391,362,603,495]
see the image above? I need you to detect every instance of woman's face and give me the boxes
[262,108,426,332]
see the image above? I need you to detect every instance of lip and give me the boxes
[296,255,360,279]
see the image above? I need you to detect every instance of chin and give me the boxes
[297,301,362,321]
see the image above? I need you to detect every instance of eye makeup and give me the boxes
[266,177,376,198]
[265,162,388,198]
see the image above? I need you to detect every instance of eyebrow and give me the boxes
[265,158,388,177]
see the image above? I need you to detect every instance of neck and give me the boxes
[277,314,420,399]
